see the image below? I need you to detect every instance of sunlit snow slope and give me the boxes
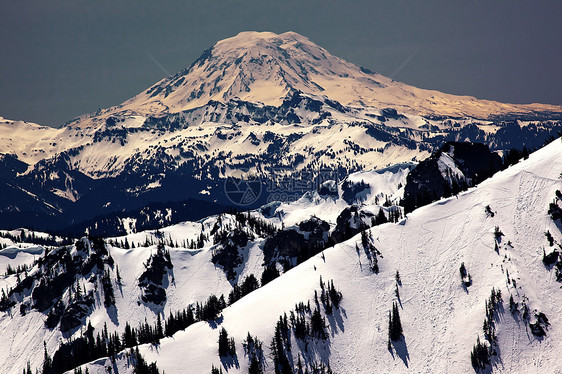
[80,139,562,373]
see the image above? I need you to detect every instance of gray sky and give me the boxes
[1,0,561,126]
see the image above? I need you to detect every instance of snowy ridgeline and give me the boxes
[0,138,561,373]
[1,31,561,234]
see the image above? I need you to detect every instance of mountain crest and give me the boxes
[111,31,561,119]
[129,30,365,114]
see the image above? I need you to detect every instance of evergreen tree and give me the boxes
[311,307,327,340]
[470,337,490,370]
[261,264,280,286]
[133,346,160,374]
[101,269,116,307]
[218,327,235,357]
[459,262,467,279]
[42,342,53,374]
[244,332,264,374]
[156,314,164,339]
[376,209,388,225]
[389,302,403,341]
[23,361,32,374]
[509,294,517,313]
[116,265,122,285]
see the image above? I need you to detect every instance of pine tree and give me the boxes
[42,342,53,374]
[311,307,327,339]
[156,314,163,339]
[470,336,490,370]
[389,302,403,341]
[116,265,122,285]
[459,262,467,279]
[218,327,235,357]
[23,361,32,374]
[509,294,517,313]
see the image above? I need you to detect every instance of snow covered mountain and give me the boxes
[98,31,562,120]
[0,137,560,373]
[0,32,561,232]
[1,30,561,374]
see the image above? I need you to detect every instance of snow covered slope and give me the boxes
[0,160,409,373]
[78,138,562,373]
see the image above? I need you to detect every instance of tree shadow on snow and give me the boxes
[143,300,165,316]
[146,343,162,354]
[326,306,346,336]
[117,280,124,297]
[220,353,240,371]
[391,337,410,368]
[207,315,224,329]
[492,302,505,324]
[295,336,332,371]
[106,303,119,326]
[490,344,503,372]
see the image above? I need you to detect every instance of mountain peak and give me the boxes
[114,31,561,119]
[217,30,309,45]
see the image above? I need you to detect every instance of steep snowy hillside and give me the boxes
[0,160,411,373]
[0,216,262,373]
[75,138,562,373]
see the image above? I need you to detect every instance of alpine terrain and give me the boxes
[0,31,561,374]
[0,31,560,232]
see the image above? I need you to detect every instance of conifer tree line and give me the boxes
[470,287,502,371]
[269,277,341,374]
[228,274,260,304]
[402,144,536,214]
[358,229,382,273]
[138,242,174,305]
[211,277,341,374]
[3,263,30,277]
[39,322,162,374]
[1,236,114,317]
[0,229,70,247]
[41,309,183,372]
[218,327,236,357]
[40,269,281,374]
[106,210,277,250]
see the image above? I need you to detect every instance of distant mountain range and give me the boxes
[0,31,560,233]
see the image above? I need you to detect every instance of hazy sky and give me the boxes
[1,0,561,126]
